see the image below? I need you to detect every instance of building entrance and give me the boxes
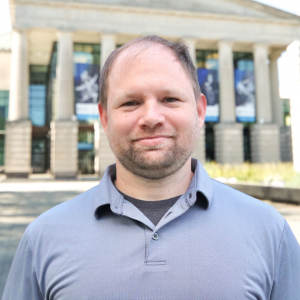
[31,135,49,173]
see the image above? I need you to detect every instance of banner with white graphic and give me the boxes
[234,70,256,123]
[74,52,99,122]
[197,68,219,122]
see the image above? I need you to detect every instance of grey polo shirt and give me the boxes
[2,159,300,300]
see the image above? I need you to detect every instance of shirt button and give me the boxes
[152,233,159,240]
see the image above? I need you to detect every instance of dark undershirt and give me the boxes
[115,160,197,226]
[118,190,181,226]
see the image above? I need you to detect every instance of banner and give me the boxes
[74,52,99,122]
[234,70,256,122]
[197,69,219,122]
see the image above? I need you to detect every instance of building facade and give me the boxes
[0,0,299,178]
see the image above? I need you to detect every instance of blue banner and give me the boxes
[74,52,99,123]
[197,68,219,122]
[234,70,256,123]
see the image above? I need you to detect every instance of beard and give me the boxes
[107,117,200,180]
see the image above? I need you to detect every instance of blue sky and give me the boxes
[254,0,300,15]
[0,0,299,91]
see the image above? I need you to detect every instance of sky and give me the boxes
[254,0,300,15]
[0,0,299,91]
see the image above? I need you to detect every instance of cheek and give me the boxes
[171,109,197,130]
[107,114,135,137]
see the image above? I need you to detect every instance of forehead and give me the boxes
[105,42,196,106]
[109,43,185,79]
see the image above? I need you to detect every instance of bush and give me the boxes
[204,162,299,186]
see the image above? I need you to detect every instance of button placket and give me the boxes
[146,230,166,266]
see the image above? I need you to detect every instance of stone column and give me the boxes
[287,41,300,172]
[254,44,272,124]
[192,125,206,164]
[183,38,197,67]
[5,30,32,178]
[270,51,287,162]
[183,38,205,163]
[270,51,284,127]
[94,121,116,177]
[291,89,300,172]
[251,43,280,163]
[100,34,116,70]
[214,41,243,164]
[94,34,117,175]
[51,31,78,179]
[218,41,235,123]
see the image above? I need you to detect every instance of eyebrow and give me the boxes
[115,88,180,101]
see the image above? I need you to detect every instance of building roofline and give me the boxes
[10,0,300,27]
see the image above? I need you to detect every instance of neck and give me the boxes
[114,158,194,201]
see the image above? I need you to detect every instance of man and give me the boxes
[3,36,300,300]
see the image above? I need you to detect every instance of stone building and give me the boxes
[0,0,299,178]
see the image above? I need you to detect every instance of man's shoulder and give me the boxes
[28,183,101,235]
[210,178,285,231]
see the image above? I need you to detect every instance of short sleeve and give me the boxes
[270,220,300,300]
[2,226,43,300]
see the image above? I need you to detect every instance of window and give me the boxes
[29,65,48,126]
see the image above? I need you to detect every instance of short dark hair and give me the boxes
[99,35,201,109]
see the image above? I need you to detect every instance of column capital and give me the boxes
[101,33,117,40]
[56,30,74,38]
[269,49,283,60]
[182,37,197,44]
[253,43,270,52]
[218,40,235,47]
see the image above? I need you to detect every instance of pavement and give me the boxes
[0,179,300,297]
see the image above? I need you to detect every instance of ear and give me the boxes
[98,103,108,133]
[196,93,207,128]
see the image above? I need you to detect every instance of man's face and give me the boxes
[99,45,206,179]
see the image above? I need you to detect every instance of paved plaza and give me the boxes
[0,179,300,297]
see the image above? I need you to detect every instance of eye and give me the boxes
[163,97,178,103]
[122,101,139,107]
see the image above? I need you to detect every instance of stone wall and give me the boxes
[280,126,293,162]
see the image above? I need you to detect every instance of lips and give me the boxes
[134,135,172,147]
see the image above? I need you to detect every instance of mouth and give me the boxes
[133,135,172,147]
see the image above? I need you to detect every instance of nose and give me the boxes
[138,100,165,128]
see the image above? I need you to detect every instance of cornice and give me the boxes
[13,0,300,27]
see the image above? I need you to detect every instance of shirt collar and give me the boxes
[187,158,213,210]
[94,158,213,219]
